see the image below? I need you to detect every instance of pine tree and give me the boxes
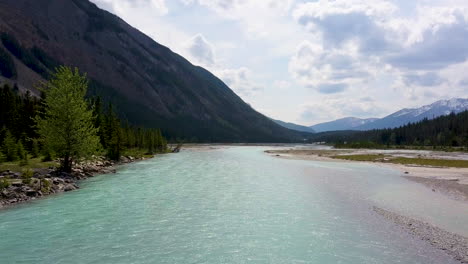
[17,141,28,166]
[2,130,18,161]
[105,107,123,161]
[31,139,40,158]
[35,66,100,172]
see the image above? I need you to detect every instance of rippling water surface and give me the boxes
[0,146,466,263]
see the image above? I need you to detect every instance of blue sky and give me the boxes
[91,0,468,126]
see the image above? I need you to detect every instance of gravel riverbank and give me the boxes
[374,206,468,263]
[0,156,145,209]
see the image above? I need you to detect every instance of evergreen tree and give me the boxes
[17,142,28,166]
[105,105,123,161]
[2,130,18,161]
[35,66,100,172]
[16,141,26,160]
[31,139,40,158]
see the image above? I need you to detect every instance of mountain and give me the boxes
[0,0,308,142]
[271,119,315,133]
[309,98,468,132]
[356,98,468,130]
[310,117,378,132]
[310,110,468,148]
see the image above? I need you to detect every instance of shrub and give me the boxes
[41,178,51,192]
[31,139,40,158]
[41,146,54,162]
[22,169,33,185]
[0,178,10,190]
[17,142,28,165]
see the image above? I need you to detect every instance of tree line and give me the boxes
[309,111,468,149]
[0,66,168,172]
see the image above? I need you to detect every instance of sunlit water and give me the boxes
[0,146,466,263]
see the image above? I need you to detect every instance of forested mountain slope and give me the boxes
[0,0,307,142]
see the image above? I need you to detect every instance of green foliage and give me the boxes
[0,177,10,190]
[41,178,51,192]
[0,46,16,78]
[31,139,40,158]
[311,111,468,150]
[91,99,169,160]
[0,66,169,169]
[332,154,385,162]
[0,83,40,144]
[17,142,29,166]
[22,169,33,185]
[35,66,101,172]
[0,157,58,172]
[334,141,384,149]
[332,154,468,168]
[104,106,123,161]
[41,146,54,162]
[2,130,18,161]
[16,141,26,160]
[390,157,468,168]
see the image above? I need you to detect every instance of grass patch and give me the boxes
[332,154,468,168]
[0,157,58,172]
[390,157,468,168]
[332,154,385,162]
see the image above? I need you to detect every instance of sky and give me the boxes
[90,0,468,126]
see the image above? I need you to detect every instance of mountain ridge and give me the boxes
[0,0,308,142]
[310,117,378,132]
[271,118,316,133]
[356,98,468,130]
[309,98,468,132]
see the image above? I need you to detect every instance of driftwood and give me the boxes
[172,143,183,153]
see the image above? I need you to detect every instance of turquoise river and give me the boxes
[0,146,467,263]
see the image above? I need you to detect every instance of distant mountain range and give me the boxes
[308,98,468,132]
[271,119,315,133]
[310,117,378,133]
[0,0,307,142]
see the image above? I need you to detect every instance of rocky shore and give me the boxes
[0,156,144,209]
[374,206,468,264]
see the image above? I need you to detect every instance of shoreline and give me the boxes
[0,155,148,210]
[265,149,468,201]
[266,147,468,264]
[374,206,468,263]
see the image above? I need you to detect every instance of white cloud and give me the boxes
[214,67,262,97]
[182,34,262,98]
[288,40,375,94]
[95,0,168,15]
[184,34,215,66]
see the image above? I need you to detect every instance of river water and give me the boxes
[0,146,466,263]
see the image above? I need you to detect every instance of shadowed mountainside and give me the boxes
[0,0,309,142]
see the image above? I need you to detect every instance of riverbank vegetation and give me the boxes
[0,66,168,173]
[332,154,468,168]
